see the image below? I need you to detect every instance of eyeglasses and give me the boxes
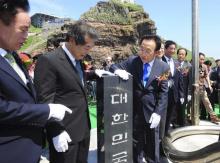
[138,47,153,55]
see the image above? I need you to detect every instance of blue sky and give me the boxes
[29,0,220,60]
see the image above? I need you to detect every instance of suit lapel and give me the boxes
[0,54,37,100]
[58,48,87,95]
[133,57,144,89]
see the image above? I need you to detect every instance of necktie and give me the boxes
[75,60,84,85]
[143,63,150,86]
[4,53,27,84]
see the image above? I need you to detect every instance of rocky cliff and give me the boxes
[47,0,157,67]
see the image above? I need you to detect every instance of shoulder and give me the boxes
[157,58,169,69]
[39,48,64,62]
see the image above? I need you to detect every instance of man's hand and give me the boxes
[149,113,161,129]
[180,98,184,104]
[114,69,130,80]
[52,131,72,152]
[48,104,72,121]
[187,95,192,102]
[95,69,114,77]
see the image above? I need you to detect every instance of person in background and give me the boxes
[189,53,220,123]
[34,20,105,163]
[0,1,71,162]
[103,56,113,70]
[110,35,169,163]
[156,43,165,60]
[162,40,184,134]
[210,59,220,112]
[176,48,192,126]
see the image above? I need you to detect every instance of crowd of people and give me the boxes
[0,0,220,163]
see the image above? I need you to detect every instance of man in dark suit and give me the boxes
[162,40,184,135]
[110,35,169,163]
[176,48,192,126]
[34,21,99,163]
[0,1,71,163]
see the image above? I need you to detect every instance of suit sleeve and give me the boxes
[0,92,49,126]
[178,70,185,99]
[34,55,65,137]
[109,56,134,73]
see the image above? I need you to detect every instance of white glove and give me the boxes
[187,95,192,102]
[149,113,161,129]
[48,104,72,121]
[180,98,184,104]
[168,80,174,88]
[95,69,114,77]
[114,69,130,80]
[52,131,72,152]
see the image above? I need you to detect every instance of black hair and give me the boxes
[139,35,161,51]
[204,60,212,66]
[165,40,176,49]
[199,52,205,57]
[177,48,188,56]
[0,0,30,25]
[66,20,98,45]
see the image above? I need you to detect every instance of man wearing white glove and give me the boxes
[52,131,72,152]
[149,113,161,129]
[0,1,72,162]
[162,41,185,134]
[180,98,184,105]
[95,69,114,77]
[187,95,192,102]
[114,69,130,80]
[110,35,169,163]
[48,104,72,121]
[35,21,98,163]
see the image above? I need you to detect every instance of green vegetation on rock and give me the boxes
[81,0,143,25]
[110,0,144,12]
[29,25,42,33]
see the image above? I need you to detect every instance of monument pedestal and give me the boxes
[97,76,133,163]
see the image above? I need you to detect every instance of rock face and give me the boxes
[47,0,157,67]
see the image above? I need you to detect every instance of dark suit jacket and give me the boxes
[0,52,49,163]
[162,56,184,102]
[177,60,192,99]
[34,47,91,143]
[110,56,169,124]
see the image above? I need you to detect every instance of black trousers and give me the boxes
[165,89,177,135]
[49,136,90,163]
[133,122,160,163]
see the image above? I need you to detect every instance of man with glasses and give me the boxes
[34,21,99,163]
[110,35,169,163]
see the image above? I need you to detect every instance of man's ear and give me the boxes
[69,37,76,45]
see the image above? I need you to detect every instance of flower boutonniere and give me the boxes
[155,70,170,86]
[18,52,33,69]
[176,64,190,76]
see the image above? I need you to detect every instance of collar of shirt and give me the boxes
[0,48,8,57]
[164,55,172,63]
[143,58,155,70]
[62,43,77,66]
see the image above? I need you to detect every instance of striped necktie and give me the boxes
[4,53,27,84]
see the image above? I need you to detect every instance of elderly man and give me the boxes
[110,35,169,163]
